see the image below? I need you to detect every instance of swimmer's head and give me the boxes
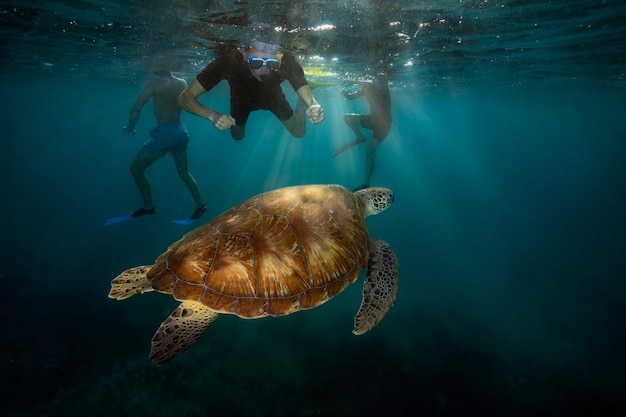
[243,40,282,80]
[147,54,179,76]
[249,40,280,55]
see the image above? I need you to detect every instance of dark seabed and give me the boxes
[1,1,626,416]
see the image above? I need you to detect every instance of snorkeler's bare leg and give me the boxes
[129,151,159,210]
[333,114,367,157]
[343,114,367,142]
[230,124,246,140]
[364,137,382,187]
[173,154,204,209]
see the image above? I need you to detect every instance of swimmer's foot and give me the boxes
[131,207,156,217]
[352,184,369,192]
[333,137,366,157]
[190,204,207,220]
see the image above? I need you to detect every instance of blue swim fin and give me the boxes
[171,205,207,226]
[171,218,196,226]
[104,213,133,226]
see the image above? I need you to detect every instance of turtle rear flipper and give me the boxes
[353,239,398,335]
[150,301,219,365]
[109,266,154,300]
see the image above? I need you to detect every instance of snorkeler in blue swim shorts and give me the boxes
[122,68,207,220]
[141,123,189,159]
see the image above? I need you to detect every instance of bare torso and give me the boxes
[150,75,187,124]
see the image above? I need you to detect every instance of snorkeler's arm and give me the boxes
[295,84,325,124]
[341,81,368,100]
[178,79,235,130]
[295,84,318,108]
[122,82,155,134]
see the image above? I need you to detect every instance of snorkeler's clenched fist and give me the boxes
[213,114,236,130]
[306,104,324,124]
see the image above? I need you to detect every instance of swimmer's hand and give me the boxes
[306,104,324,124]
[121,126,135,135]
[212,114,236,131]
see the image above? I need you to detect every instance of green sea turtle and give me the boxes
[109,184,398,364]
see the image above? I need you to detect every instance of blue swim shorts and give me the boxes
[141,123,189,158]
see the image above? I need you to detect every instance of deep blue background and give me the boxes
[1,72,625,416]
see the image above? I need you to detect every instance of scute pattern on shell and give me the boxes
[148,185,369,318]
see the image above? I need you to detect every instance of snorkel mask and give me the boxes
[247,41,282,72]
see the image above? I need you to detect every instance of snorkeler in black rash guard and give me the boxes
[179,41,324,140]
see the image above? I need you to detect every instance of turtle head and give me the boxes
[355,187,394,218]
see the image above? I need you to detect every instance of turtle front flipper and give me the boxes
[150,301,219,365]
[109,266,154,300]
[353,238,399,335]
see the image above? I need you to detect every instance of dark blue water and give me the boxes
[1,1,625,416]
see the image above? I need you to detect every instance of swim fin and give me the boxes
[171,218,196,226]
[104,213,133,226]
[104,207,156,226]
[171,205,207,226]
